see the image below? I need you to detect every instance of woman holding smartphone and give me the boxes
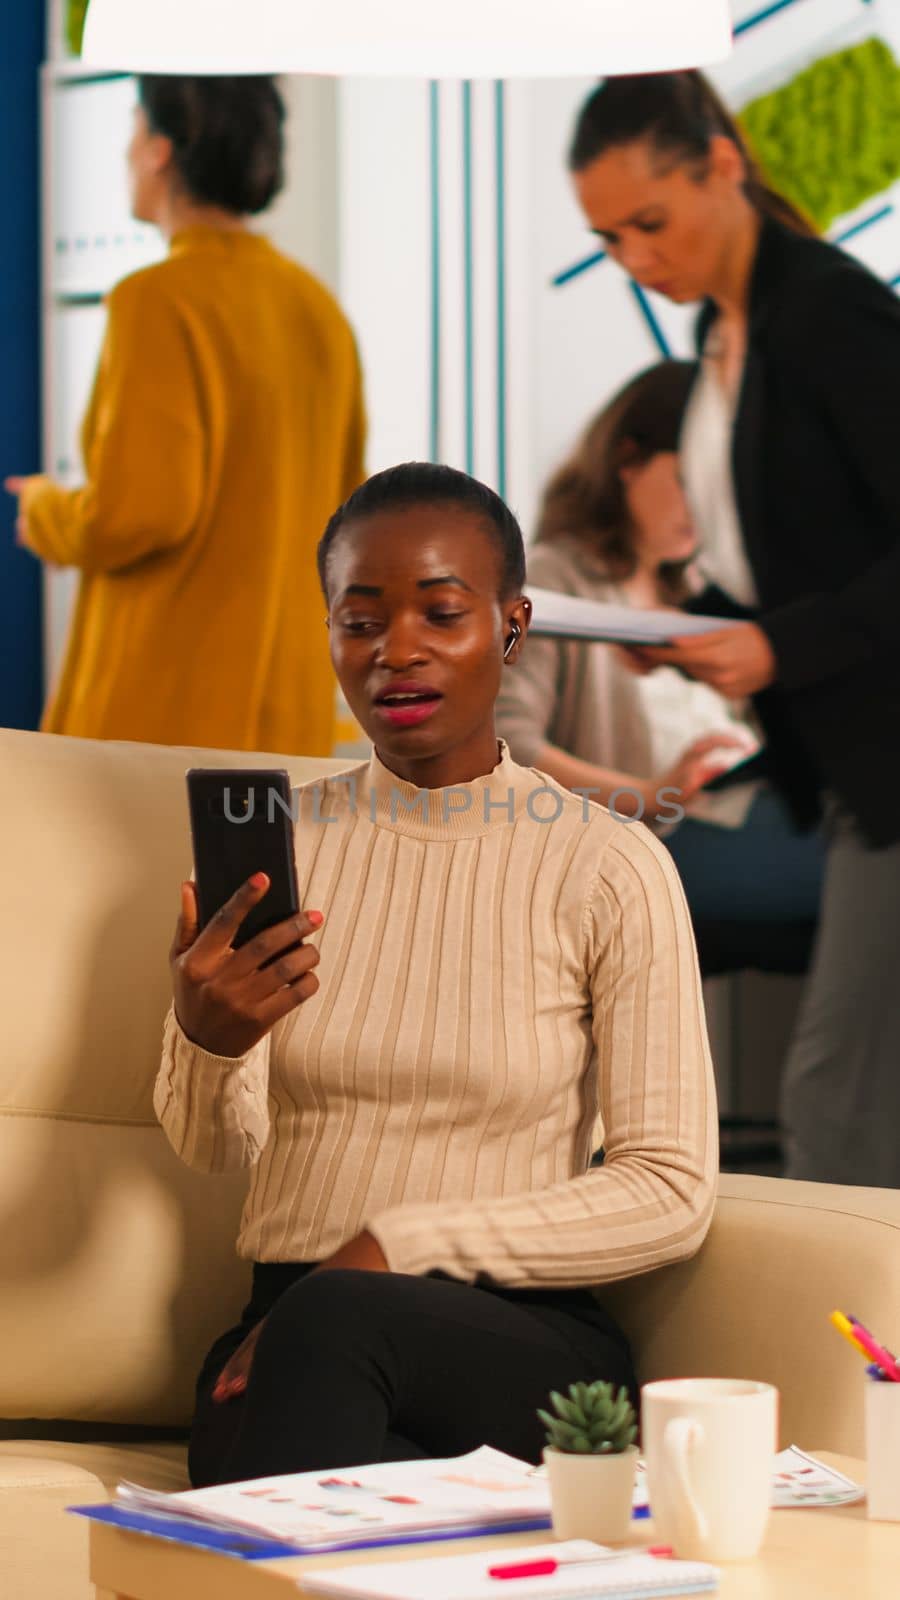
[157,461,717,1486]
[565,71,900,1188]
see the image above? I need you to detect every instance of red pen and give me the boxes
[488,1549,674,1579]
[850,1316,897,1362]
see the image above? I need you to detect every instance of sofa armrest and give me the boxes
[602,1175,900,1456]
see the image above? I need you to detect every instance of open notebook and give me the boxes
[300,1541,719,1600]
[525,587,737,647]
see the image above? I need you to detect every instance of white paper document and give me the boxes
[113,1442,862,1564]
[525,586,738,646]
[770,1445,865,1507]
[631,1445,864,1515]
[116,1445,552,1551]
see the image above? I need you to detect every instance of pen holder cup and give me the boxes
[865,1378,900,1520]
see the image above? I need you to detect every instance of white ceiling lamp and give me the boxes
[81,0,733,78]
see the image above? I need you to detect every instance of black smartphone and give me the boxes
[186,769,300,949]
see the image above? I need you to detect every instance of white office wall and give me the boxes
[336,79,432,473]
[266,76,339,293]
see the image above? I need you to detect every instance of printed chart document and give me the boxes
[770,1446,864,1507]
[300,1539,719,1599]
[114,1446,552,1552]
[525,587,739,646]
[95,1443,861,1565]
[630,1446,864,1516]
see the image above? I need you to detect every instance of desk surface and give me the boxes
[91,1455,896,1600]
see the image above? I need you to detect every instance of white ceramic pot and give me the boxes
[544,1445,638,1545]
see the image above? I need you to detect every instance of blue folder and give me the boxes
[70,1502,553,1563]
[70,1503,303,1561]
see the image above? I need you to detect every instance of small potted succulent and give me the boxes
[539,1380,638,1545]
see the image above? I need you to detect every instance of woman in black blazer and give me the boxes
[567,70,900,1188]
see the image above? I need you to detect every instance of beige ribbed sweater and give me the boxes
[154,742,718,1289]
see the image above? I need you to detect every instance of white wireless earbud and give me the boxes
[503,624,521,661]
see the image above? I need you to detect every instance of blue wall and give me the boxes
[0,7,44,728]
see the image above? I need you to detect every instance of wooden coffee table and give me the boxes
[90,1455,897,1600]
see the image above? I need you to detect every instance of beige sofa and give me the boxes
[2,725,899,1600]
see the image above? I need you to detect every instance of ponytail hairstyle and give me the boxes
[569,71,817,237]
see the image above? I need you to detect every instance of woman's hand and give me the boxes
[212,1317,268,1403]
[314,1231,390,1277]
[170,874,324,1058]
[4,476,32,547]
[629,624,778,698]
[212,1231,389,1403]
[649,731,754,814]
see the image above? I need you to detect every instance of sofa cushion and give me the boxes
[0,1441,189,1600]
[604,1173,900,1457]
[0,1438,189,1493]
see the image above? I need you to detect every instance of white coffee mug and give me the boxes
[641,1378,778,1561]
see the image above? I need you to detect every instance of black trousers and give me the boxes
[189,1264,636,1487]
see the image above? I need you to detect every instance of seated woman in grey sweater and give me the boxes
[496,362,824,938]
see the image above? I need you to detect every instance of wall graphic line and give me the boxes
[628,281,672,357]
[495,81,508,500]
[429,81,441,462]
[734,0,810,39]
[834,201,894,246]
[462,81,475,475]
[58,71,130,89]
[551,248,606,288]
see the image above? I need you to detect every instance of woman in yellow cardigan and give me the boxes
[6,77,365,754]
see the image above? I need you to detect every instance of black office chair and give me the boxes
[692,917,818,1172]
[692,918,816,980]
